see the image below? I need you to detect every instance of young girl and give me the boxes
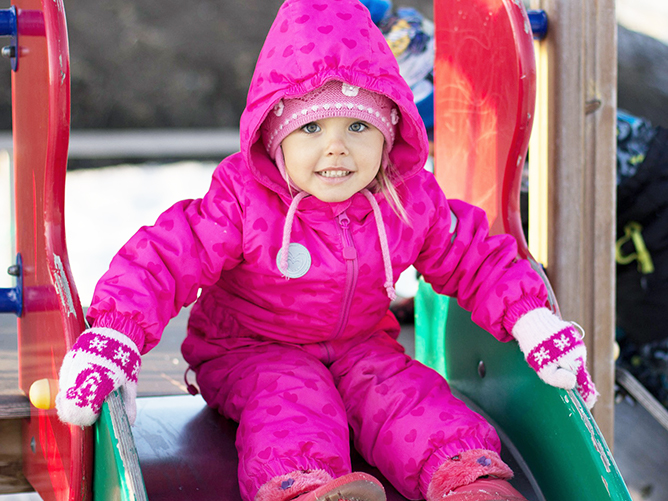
[56,1,597,500]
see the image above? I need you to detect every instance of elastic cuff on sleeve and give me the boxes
[502,295,549,333]
[89,312,147,353]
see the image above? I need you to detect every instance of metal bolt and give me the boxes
[30,436,36,454]
[1,45,15,58]
[7,264,20,276]
[477,360,486,378]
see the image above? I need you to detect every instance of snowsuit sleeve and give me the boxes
[413,175,548,342]
[86,160,244,354]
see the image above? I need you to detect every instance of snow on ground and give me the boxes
[0,159,217,306]
[65,161,218,306]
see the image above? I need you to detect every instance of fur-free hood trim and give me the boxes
[239,0,430,198]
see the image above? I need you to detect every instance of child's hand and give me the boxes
[56,328,141,426]
[512,308,598,409]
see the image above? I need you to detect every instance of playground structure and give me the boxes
[0,0,629,499]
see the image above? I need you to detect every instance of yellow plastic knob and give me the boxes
[29,378,58,410]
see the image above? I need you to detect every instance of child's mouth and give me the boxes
[318,170,351,178]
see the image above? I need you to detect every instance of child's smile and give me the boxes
[318,170,351,178]
[281,116,385,203]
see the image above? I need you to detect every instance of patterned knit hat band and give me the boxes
[262,80,399,160]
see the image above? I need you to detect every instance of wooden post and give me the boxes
[528,0,617,446]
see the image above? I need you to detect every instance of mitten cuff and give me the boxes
[73,328,141,383]
[89,312,147,353]
[502,296,548,333]
[512,308,575,351]
[426,449,513,501]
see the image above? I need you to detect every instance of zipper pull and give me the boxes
[338,214,357,261]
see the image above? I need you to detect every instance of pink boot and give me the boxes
[256,471,386,501]
[426,449,524,501]
[294,472,386,501]
[441,478,527,500]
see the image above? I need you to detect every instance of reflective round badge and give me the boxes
[276,243,311,278]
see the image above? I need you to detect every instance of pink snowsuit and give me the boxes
[86,1,549,499]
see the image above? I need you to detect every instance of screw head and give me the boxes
[7,264,20,276]
[2,45,16,58]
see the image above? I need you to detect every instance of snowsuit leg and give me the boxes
[194,339,352,501]
[330,330,503,500]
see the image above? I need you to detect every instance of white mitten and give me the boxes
[512,308,598,409]
[56,327,141,426]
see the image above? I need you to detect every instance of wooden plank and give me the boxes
[0,394,29,419]
[0,418,33,494]
[528,0,617,446]
[0,314,29,419]
[584,0,617,450]
[614,394,668,500]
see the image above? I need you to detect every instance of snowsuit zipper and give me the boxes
[333,212,358,338]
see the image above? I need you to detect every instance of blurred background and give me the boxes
[0,0,434,131]
[0,0,665,134]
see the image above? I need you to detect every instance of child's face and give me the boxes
[281,117,384,203]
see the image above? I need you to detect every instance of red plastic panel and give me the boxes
[11,0,92,499]
[433,0,536,257]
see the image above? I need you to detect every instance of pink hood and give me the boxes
[239,0,430,199]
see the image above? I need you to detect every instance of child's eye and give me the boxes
[301,122,321,134]
[349,122,368,132]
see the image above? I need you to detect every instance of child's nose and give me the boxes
[325,134,349,156]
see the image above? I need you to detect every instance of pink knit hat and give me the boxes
[262,80,400,161]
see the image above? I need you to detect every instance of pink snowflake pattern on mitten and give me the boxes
[56,328,141,426]
[512,308,598,409]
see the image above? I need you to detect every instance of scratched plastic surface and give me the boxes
[432,0,535,249]
[11,0,92,499]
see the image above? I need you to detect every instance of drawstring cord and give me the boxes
[278,189,396,301]
[280,191,308,276]
[362,189,396,301]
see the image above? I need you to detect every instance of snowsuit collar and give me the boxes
[279,188,397,300]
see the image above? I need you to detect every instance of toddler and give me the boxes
[56,1,597,500]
